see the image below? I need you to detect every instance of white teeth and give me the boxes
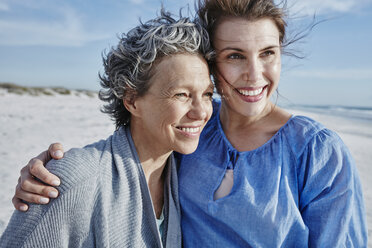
[238,87,263,96]
[180,127,200,133]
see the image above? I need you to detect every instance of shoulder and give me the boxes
[47,127,136,192]
[46,133,117,192]
[285,115,325,137]
[282,115,345,157]
[292,115,344,144]
[285,116,355,179]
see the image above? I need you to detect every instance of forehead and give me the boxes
[214,17,279,46]
[150,53,211,90]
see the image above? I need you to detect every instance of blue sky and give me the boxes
[0,0,371,107]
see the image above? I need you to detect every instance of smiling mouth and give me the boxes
[233,85,268,103]
[176,126,201,133]
[237,86,266,96]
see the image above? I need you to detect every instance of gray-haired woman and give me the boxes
[0,10,214,247]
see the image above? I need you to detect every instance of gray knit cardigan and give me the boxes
[0,126,182,247]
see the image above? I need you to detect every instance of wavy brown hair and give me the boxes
[196,0,287,46]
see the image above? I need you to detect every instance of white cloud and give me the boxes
[286,0,371,15]
[0,2,9,11]
[129,0,144,4]
[0,2,110,46]
[287,68,372,80]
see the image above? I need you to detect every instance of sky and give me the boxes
[0,0,372,107]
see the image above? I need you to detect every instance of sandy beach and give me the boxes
[0,92,371,246]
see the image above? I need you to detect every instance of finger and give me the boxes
[20,174,59,198]
[12,196,29,212]
[48,143,64,160]
[15,182,50,205]
[26,159,61,186]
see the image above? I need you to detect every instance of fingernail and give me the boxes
[39,197,49,204]
[53,150,63,158]
[48,191,58,198]
[51,179,60,186]
[19,205,28,211]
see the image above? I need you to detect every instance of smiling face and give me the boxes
[128,53,213,157]
[213,17,281,119]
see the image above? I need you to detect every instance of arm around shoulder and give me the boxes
[1,151,99,247]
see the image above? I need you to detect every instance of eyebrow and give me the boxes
[219,47,244,53]
[164,81,214,94]
[163,85,178,93]
[219,45,280,53]
[260,45,280,51]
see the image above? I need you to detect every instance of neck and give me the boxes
[129,122,171,180]
[129,120,171,218]
[220,101,275,131]
[219,101,290,151]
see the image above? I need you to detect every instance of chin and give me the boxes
[242,101,270,116]
[175,143,199,155]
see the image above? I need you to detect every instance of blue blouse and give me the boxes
[178,100,367,247]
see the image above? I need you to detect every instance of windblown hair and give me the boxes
[99,10,212,128]
[196,0,317,104]
[196,0,287,46]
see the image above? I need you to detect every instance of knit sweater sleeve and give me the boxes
[0,145,103,248]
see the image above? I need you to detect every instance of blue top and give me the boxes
[178,100,367,247]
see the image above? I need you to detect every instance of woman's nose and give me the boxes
[187,98,209,120]
[242,58,261,82]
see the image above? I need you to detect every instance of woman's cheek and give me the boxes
[206,102,213,119]
[273,65,281,84]
[216,63,241,85]
[272,57,281,78]
[265,59,281,83]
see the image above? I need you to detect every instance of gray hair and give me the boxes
[99,9,213,128]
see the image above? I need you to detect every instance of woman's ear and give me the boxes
[123,97,140,117]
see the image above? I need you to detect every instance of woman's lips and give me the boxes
[175,125,202,138]
[235,85,268,102]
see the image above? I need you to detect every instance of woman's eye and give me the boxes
[174,93,188,100]
[261,50,275,57]
[204,92,214,101]
[227,53,244,60]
